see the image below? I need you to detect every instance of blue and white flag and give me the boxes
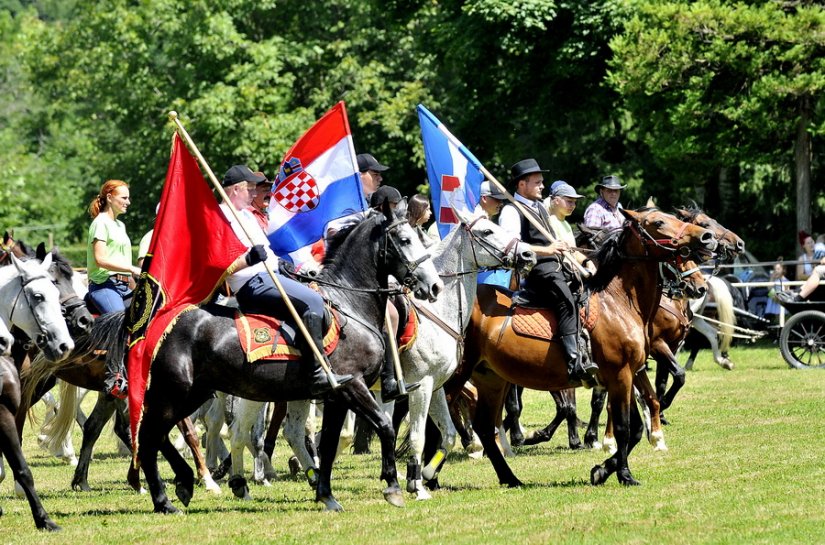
[266,102,365,265]
[417,105,485,240]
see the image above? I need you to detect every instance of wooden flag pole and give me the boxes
[384,308,407,397]
[168,111,340,388]
[479,166,592,279]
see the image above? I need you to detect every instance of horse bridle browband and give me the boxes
[439,217,521,279]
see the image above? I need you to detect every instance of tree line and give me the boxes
[0,0,822,264]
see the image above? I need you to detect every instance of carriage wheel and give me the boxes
[779,310,825,369]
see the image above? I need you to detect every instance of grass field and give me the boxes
[2,344,824,544]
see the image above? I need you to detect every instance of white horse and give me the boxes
[683,275,736,370]
[284,211,536,499]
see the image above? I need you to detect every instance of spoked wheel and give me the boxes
[780,310,825,369]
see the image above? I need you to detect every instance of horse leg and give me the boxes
[633,371,666,451]
[203,395,230,479]
[403,376,435,500]
[473,367,522,487]
[591,369,640,487]
[660,358,686,416]
[562,389,582,449]
[0,407,60,531]
[72,392,117,492]
[654,354,670,424]
[584,386,606,450]
[337,382,404,508]
[422,388,457,490]
[284,400,318,488]
[108,398,147,493]
[315,398,349,511]
[502,384,524,447]
[252,402,276,482]
[176,417,221,494]
[263,400,287,463]
[158,435,196,508]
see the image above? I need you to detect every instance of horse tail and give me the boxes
[43,380,78,454]
[708,276,735,353]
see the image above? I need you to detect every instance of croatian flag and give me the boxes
[266,102,365,265]
[417,104,485,239]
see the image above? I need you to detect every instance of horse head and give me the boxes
[381,200,443,302]
[0,317,12,356]
[6,253,74,362]
[621,208,717,261]
[450,206,536,276]
[35,243,93,335]
[674,207,745,262]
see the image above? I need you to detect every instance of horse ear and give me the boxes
[9,252,25,274]
[645,196,657,208]
[35,242,47,261]
[18,240,33,257]
[2,231,9,244]
[40,250,53,271]
[620,208,639,222]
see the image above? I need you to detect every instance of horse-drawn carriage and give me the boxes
[777,287,825,369]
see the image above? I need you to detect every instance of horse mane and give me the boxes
[50,249,74,280]
[71,311,128,366]
[584,227,628,293]
[322,210,381,267]
[675,202,703,222]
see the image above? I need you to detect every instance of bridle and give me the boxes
[5,270,58,351]
[379,218,432,290]
[438,217,521,279]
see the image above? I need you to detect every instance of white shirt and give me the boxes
[220,203,278,293]
[498,193,540,240]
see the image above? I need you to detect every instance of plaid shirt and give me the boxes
[583,197,623,231]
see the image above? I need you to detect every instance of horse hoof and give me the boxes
[318,495,344,512]
[288,456,301,477]
[569,442,584,450]
[71,480,92,493]
[501,478,523,488]
[154,503,181,515]
[38,519,61,532]
[175,477,195,507]
[228,476,249,500]
[619,475,641,486]
[590,465,609,486]
[584,440,602,450]
[383,486,405,508]
[203,477,222,495]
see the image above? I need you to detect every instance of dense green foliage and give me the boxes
[1,0,822,262]
[2,346,824,543]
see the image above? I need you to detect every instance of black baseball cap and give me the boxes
[222,165,267,187]
[357,153,389,173]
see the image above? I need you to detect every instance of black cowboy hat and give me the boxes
[509,158,548,186]
[595,174,626,191]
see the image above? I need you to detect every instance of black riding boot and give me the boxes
[303,313,353,397]
[380,332,420,402]
[560,334,589,384]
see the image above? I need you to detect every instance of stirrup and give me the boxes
[381,380,420,402]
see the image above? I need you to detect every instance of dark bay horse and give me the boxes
[135,206,442,514]
[445,208,716,487]
[584,206,745,451]
[18,248,219,495]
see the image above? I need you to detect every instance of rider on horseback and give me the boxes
[220,165,353,396]
[498,159,596,384]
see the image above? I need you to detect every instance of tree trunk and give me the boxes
[794,95,812,235]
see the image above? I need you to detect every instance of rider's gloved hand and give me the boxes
[245,245,267,266]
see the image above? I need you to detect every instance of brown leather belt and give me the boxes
[111,273,131,283]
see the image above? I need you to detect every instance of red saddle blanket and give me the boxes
[397,304,418,352]
[235,311,341,363]
[511,293,600,341]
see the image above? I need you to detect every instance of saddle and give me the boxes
[234,310,341,363]
[509,292,600,341]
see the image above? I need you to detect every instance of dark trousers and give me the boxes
[235,272,326,339]
[525,261,578,336]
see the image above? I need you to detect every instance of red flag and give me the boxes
[126,134,248,453]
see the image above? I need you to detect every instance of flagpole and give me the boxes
[384,308,407,397]
[167,111,341,389]
[479,166,592,279]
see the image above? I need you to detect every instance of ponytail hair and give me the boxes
[88,180,128,218]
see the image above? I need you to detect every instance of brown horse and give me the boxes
[445,208,716,487]
[585,206,745,451]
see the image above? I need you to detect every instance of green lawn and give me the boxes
[3,344,824,544]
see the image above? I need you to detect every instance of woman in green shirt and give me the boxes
[86,179,140,398]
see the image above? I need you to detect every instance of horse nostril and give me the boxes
[700,231,713,242]
[697,287,707,298]
[737,240,745,251]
